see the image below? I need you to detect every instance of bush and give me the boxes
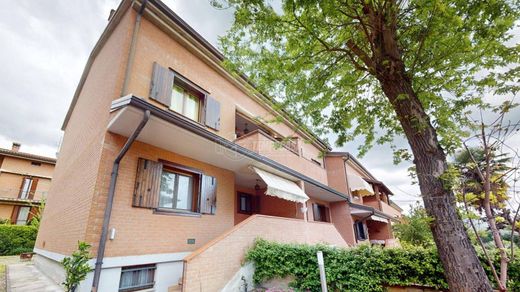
[246,239,520,292]
[62,241,92,292]
[0,224,37,256]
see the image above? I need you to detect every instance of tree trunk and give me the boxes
[345,2,492,289]
[378,72,493,291]
[482,141,508,290]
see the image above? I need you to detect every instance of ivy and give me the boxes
[246,239,520,291]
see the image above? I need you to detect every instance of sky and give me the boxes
[0,0,516,213]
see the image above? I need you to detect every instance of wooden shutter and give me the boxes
[149,62,174,106]
[200,175,217,214]
[204,96,221,130]
[312,203,320,221]
[18,177,27,198]
[324,206,330,222]
[10,206,20,224]
[28,178,38,199]
[133,158,163,208]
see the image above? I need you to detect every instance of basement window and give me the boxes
[119,264,156,292]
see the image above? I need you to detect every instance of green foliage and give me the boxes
[0,224,37,256]
[393,204,434,248]
[28,199,45,229]
[246,239,520,291]
[247,239,447,291]
[62,242,92,292]
[454,147,511,212]
[218,0,519,156]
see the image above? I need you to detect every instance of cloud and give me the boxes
[0,0,516,214]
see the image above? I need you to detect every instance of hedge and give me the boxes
[246,239,520,291]
[0,224,37,256]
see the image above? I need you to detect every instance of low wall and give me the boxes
[182,215,347,291]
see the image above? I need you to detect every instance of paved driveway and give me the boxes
[8,262,63,292]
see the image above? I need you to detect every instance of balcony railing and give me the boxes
[0,188,46,202]
[381,201,401,219]
[235,130,328,184]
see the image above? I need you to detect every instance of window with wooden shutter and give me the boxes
[19,177,33,199]
[200,175,217,215]
[149,62,174,106]
[354,221,368,241]
[133,158,162,208]
[204,96,221,130]
[312,203,330,222]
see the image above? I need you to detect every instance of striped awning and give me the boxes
[252,166,309,203]
[347,174,374,196]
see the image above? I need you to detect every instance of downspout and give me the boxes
[91,110,151,292]
[121,0,148,96]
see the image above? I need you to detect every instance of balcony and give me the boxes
[235,130,327,184]
[381,200,401,219]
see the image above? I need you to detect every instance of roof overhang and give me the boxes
[349,203,397,222]
[108,96,348,203]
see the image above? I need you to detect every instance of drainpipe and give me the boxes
[121,0,148,96]
[91,110,151,292]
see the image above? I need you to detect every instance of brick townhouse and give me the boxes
[34,0,402,291]
[0,142,55,225]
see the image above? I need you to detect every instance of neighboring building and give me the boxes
[325,152,402,246]
[0,142,55,225]
[34,0,402,291]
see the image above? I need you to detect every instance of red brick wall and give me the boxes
[35,8,135,255]
[183,215,348,291]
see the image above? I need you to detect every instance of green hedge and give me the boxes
[246,239,520,291]
[0,224,37,256]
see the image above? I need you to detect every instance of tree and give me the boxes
[216,0,520,290]
[455,102,520,290]
[393,203,434,248]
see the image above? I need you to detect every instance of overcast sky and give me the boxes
[0,0,517,212]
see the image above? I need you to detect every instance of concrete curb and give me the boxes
[5,265,11,292]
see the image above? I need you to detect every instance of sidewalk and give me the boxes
[7,262,63,292]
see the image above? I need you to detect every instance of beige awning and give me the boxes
[252,166,309,203]
[369,215,389,223]
[347,174,374,196]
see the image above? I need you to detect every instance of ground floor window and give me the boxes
[238,192,253,214]
[16,206,30,225]
[312,203,330,222]
[119,264,156,292]
[354,221,368,241]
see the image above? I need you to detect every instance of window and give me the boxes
[354,221,367,241]
[312,203,330,222]
[159,168,196,212]
[16,207,30,225]
[238,192,253,214]
[171,84,200,121]
[19,177,33,199]
[133,158,217,215]
[119,264,155,292]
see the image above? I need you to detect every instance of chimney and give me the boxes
[11,142,21,152]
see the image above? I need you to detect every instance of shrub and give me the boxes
[246,239,520,292]
[0,224,37,255]
[62,241,92,292]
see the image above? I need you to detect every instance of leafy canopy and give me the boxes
[218,0,519,156]
[393,203,434,248]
